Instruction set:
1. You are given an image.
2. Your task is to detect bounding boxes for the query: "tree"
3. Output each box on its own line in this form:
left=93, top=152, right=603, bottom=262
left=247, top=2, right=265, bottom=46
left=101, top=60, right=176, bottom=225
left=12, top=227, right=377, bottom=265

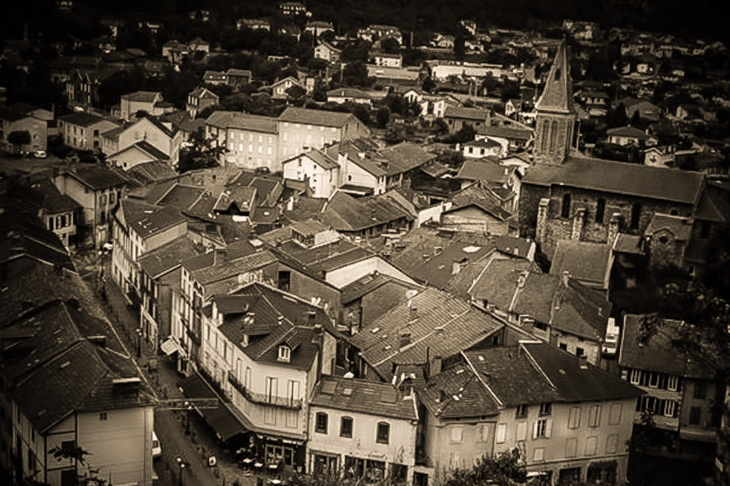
left=380, top=37, right=401, bottom=54
left=422, top=75, right=436, bottom=93
left=177, top=127, right=226, bottom=173
left=443, top=449, right=539, bottom=486
left=287, top=85, right=308, bottom=107
left=375, top=106, right=391, bottom=128
left=7, top=130, right=31, bottom=153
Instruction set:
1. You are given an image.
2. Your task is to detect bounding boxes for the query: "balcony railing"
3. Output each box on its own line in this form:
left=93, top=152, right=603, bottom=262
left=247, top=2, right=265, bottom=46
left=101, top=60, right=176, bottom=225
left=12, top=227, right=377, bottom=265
left=227, top=371, right=302, bottom=410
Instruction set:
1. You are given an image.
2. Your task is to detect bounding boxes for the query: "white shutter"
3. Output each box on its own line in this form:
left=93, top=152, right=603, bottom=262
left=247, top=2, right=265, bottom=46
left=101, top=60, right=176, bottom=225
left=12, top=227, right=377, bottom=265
left=532, top=421, right=539, bottom=439
left=496, top=423, right=507, bottom=444
left=517, top=421, right=527, bottom=441
left=545, top=419, right=553, bottom=438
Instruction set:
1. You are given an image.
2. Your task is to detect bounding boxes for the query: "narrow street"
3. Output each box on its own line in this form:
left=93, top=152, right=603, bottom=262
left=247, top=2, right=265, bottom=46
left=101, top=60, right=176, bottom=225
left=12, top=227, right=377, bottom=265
left=75, top=251, right=265, bottom=486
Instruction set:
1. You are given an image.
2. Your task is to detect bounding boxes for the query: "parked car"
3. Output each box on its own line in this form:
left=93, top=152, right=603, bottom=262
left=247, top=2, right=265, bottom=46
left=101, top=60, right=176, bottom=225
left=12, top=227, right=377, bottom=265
left=152, top=431, right=162, bottom=459
left=33, top=150, right=47, bottom=159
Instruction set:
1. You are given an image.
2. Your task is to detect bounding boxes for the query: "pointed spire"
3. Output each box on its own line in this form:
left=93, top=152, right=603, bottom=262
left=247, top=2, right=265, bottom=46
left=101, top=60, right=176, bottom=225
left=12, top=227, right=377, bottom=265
left=535, top=38, right=575, bottom=115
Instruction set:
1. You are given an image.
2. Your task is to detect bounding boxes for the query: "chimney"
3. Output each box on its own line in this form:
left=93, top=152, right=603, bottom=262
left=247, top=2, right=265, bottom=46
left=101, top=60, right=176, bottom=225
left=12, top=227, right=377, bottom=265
left=312, top=324, right=325, bottom=381
left=438, top=389, right=446, bottom=403
left=562, top=270, right=570, bottom=287
left=607, top=212, right=621, bottom=246
left=307, top=310, right=317, bottom=325
left=409, top=307, right=418, bottom=322
left=399, top=332, right=412, bottom=349
left=429, top=355, right=442, bottom=377
left=451, top=258, right=466, bottom=275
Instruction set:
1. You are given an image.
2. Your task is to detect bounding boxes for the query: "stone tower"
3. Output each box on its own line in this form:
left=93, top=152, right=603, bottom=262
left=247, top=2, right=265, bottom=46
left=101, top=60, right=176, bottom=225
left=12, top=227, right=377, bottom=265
left=533, top=39, right=578, bottom=165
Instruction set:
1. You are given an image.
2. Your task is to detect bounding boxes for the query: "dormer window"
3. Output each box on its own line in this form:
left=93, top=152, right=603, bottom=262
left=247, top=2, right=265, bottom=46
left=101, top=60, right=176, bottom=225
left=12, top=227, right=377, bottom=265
left=278, top=345, right=291, bottom=363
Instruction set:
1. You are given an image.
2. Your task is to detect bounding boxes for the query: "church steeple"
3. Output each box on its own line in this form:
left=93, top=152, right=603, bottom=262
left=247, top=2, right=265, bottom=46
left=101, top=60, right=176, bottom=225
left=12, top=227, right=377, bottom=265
left=533, top=38, right=578, bottom=165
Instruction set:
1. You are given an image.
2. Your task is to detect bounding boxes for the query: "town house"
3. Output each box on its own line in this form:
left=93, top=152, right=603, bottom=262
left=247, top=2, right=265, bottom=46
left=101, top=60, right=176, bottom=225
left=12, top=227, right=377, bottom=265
left=119, top=91, right=175, bottom=121
left=281, top=147, right=341, bottom=199
left=204, top=111, right=279, bottom=172
left=102, top=115, right=182, bottom=169
left=58, top=112, right=120, bottom=152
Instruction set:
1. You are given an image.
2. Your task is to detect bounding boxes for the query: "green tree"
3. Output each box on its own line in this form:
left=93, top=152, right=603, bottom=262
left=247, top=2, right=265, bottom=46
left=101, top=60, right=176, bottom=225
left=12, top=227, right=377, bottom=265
left=7, top=130, right=31, bottom=153
left=177, top=127, right=226, bottom=173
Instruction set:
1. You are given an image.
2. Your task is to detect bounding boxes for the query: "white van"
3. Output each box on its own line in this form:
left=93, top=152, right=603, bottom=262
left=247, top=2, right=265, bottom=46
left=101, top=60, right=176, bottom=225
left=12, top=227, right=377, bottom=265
left=152, top=431, right=162, bottom=459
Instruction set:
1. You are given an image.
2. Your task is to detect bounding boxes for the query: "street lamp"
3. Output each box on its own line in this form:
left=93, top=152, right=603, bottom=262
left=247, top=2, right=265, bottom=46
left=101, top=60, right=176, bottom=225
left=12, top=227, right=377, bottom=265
left=176, top=456, right=189, bottom=486
left=136, top=328, right=142, bottom=358
left=185, top=401, right=192, bottom=435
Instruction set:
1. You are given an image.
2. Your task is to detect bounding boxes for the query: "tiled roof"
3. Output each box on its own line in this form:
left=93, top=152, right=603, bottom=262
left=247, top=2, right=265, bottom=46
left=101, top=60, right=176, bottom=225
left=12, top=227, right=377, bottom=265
left=327, top=88, right=371, bottom=99
left=123, top=90, right=160, bottom=102
left=456, top=159, right=512, bottom=184
left=285, top=148, right=339, bottom=171
left=443, top=106, right=490, bottom=121
left=549, top=240, right=612, bottom=288
left=118, top=199, right=187, bottom=239
left=58, top=112, right=118, bottom=128
left=311, top=376, right=418, bottom=421
left=213, top=185, right=257, bottom=213
left=522, top=157, right=706, bottom=205
left=406, top=239, right=495, bottom=289
left=26, top=179, right=81, bottom=214
left=321, top=191, right=413, bottom=232
left=378, top=142, right=436, bottom=175
left=138, top=236, right=205, bottom=279
left=523, top=341, right=643, bottom=402
left=619, top=314, right=714, bottom=380
left=476, top=125, right=533, bottom=141
left=205, top=111, right=278, bottom=133
left=446, top=183, right=512, bottom=221
left=606, top=125, right=651, bottom=139
left=469, top=258, right=537, bottom=305
left=278, top=107, right=357, bottom=128
left=188, top=249, right=278, bottom=286
left=350, top=287, right=503, bottom=379
left=126, top=161, right=178, bottom=185
left=0, top=209, right=74, bottom=270
left=156, top=184, right=205, bottom=210
left=114, top=140, right=169, bottom=161
left=340, top=272, right=421, bottom=305
left=613, top=233, right=644, bottom=255
left=492, top=235, right=535, bottom=259
left=65, top=166, right=128, bottom=191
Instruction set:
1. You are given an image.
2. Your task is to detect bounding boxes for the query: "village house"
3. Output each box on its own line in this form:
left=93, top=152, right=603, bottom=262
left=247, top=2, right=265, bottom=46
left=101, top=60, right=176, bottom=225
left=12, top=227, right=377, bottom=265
left=0, top=107, right=47, bottom=154
left=418, top=343, right=642, bottom=485
left=53, top=165, right=128, bottom=248
left=119, top=91, right=175, bottom=121
left=186, top=87, right=220, bottom=118
left=314, top=41, right=341, bottom=63
left=102, top=115, right=182, bottom=169
left=204, top=111, right=279, bottom=172
left=443, top=106, right=491, bottom=133
left=326, top=88, right=372, bottom=107
left=24, top=179, right=83, bottom=250
left=57, top=112, right=120, bottom=151
left=281, top=146, right=340, bottom=198
left=619, top=314, right=719, bottom=459
left=271, top=76, right=304, bottom=101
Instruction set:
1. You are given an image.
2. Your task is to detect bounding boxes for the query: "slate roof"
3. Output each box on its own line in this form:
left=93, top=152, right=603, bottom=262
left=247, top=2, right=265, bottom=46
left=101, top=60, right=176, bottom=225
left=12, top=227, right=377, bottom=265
left=0, top=207, right=74, bottom=270
left=188, top=249, right=278, bottom=286
left=123, top=90, right=160, bottom=102
left=126, top=161, right=178, bottom=186
left=340, top=272, right=422, bottom=305
left=522, top=157, right=706, bottom=205
left=327, top=88, right=372, bottom=99
left=378, top=142, right=436, bottom=175
left=112, top=140, right=170, bottom=161
left=534, top=39, right=576, bottom=115
left=607, top=125, right=652, bottom=140
left=278, top=107, right=358, bottom=128
left=619, top=314, right=714, bottom=380
left=321, top=191, right=413, bottom=232
left=213, top=186, right=257, bottom=213
left=446, top=183, right=512, bottom=221
left=64, top=166, right=129, bottom=191
left=311, top=376, right=418, bottom=421
left=26, top=179, right=81, bottom=214
left=613, top=234, right=645, bottom=255
left=407, top=240, right=495, bottom=289
left=549, top=240, right=613, bottom=288
left=156, top=184, right=205, bottom=211
left=350, top=287, right=503, bottom=379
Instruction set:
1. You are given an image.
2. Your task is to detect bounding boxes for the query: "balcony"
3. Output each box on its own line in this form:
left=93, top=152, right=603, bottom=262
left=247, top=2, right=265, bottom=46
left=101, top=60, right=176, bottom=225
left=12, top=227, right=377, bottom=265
left=227, top=371, right=302, bottom=410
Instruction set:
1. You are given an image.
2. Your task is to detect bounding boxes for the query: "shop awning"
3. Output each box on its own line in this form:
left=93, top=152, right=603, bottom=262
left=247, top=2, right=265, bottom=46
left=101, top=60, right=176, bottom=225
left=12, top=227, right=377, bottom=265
left=179, top=373, right=247, bottom=442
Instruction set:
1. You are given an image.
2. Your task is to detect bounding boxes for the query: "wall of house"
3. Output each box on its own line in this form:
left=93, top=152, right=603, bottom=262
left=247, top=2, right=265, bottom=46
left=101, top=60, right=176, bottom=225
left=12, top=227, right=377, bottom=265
left=121, top=97, right=159, bottom=121
left=325, top=257, right=416, bottom=289
left=282, top=155, right=339, bottom=198
left=425, top=415, right=496, bottom=480
left=441, top=207, right=510, bottom=236
left=550, top=329, right=601, bottom=367
left=45, top=210, right=78, bottom=249
left=44, top=414, right=76, bottom=486
left=279, top=123, right=340, bottom=165
left=77, top=406, right=154, bottom=486
left=10, top=404, right=46, bottom=485
left=224, top=128, right=279, bottom=171
left=2, top=117, right=47, bottom=153
left=307, top=405, right=418, bottom=477
left=339, top=154, right=382, bottom=194
left=116, top=118, right=169, bottom=157
left=274, top=263, right=342, bottom=318
left=646, top=228, right=687, bottom=269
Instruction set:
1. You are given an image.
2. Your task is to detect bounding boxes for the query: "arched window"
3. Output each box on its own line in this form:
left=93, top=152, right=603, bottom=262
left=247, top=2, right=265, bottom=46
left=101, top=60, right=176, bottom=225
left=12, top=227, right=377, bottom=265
left=630, top=203, right=642, bottom=230
left=595, top=198, right=606, bottom=223
left=561, top=193, right=572, bottom=219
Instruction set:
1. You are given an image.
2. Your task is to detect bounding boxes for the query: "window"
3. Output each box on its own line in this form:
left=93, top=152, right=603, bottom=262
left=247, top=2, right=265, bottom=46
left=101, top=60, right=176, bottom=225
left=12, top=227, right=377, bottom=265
left=565, top=438, right=577, bottom=457
left=496, top=423, right=507, bottom=443
left=266, top=376, right=278, bottom=403
left=568, top=406, right=581, bottom=429
left=109, top=192, right=115, bottom=205
left=585, top=436, right=597, bottom=456
left=516, top=421, right=527, bottom=441
left=609, top=403, right=622, bottom=425
left=595, top=198, right=605, bottom=223
left=533, top=447, right=545, bottom=462
left=315, top=412, right=328, bottom=434
left=376, top=422, right=390, bottom=444
left=516, top=404, right=528, bottom=418
left=100, top=194, right=106, bottom=205
left=649, top=372, right=660, bottom=388
left=664, top=401, right=677, bottom=418
left=278, top=345, right=291, bottom=362
left=99, top=412, right=108, bottom=421
left=693, top=382, right=707, bottom=399
left=606, top=434, right=619, bottom=454
left=287, top=380, right=300, bottom=406
left=533, top=419, right=551, bottom=439
left=667, top=376, right=679, bottom=391
left=588, top=404, right=601, bottom=427
left=689, top=407, right=702, bottom=425
left=340, top=416, right=353, bottom=438
left=561, top=193, right=571, bottom=218
left=539, top=403, right=552, bottom=416
left=629, top=369, right=641, bottom=385
left=450, top=427, right=463, bottom=443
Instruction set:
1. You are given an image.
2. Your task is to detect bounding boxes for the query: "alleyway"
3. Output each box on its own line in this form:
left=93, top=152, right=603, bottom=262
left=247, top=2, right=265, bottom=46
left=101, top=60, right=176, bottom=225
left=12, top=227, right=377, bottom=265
left=75, top=251, right=274, bottom=486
